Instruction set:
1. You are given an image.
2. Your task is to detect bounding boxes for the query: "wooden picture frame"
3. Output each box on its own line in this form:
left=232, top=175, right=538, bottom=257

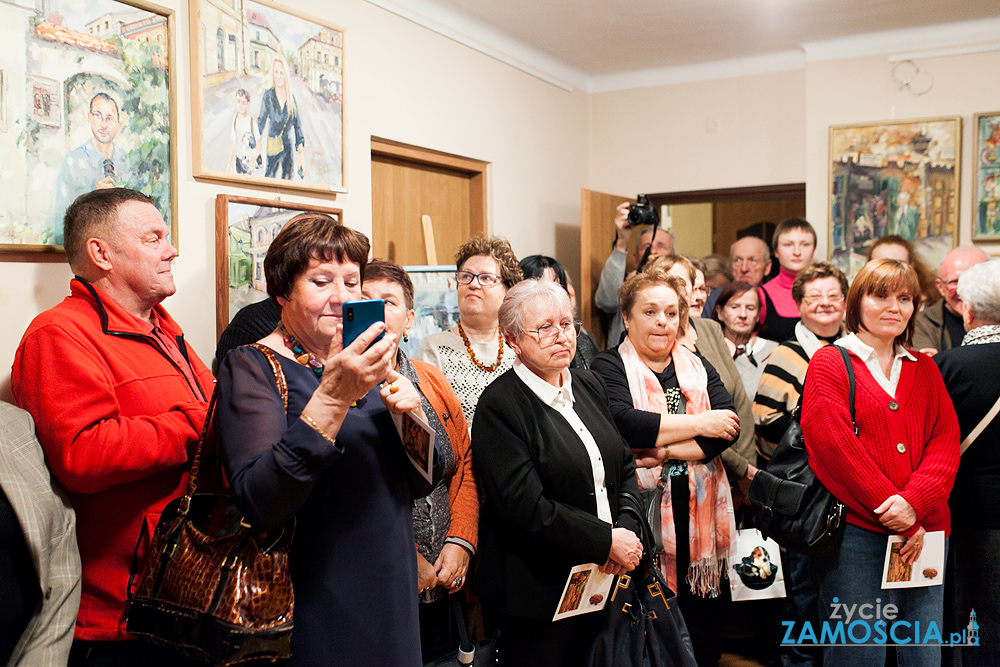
left=0, top=0, right=177, bottom=252
left=972, top=111, right=1000, bottom=241
left=191, top=0, right=346, bottom=196
left=399, top=265, right=460, bottom=358
left=828, top=116, right=961, bottom=278
left=216, top=194, right=342, bottom=338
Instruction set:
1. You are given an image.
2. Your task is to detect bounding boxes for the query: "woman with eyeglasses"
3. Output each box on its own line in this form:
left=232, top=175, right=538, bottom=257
left=751, top=262, right=847, bottom=667
left=592, top=269, right=739, bottom=667
left=415, top=237, right=522, bottom=428
left=472, top=279, right=643, bottom=665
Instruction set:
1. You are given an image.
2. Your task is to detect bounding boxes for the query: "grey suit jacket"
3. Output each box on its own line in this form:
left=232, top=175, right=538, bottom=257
left=690, top=318, right=755, bottom=479
left=0, top=403, right=80, bottom=667
left=912, top=299, right=953, bottom=352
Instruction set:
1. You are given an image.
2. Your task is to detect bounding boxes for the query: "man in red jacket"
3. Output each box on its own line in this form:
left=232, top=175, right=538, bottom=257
left=12, top=188, right=214, bottom=666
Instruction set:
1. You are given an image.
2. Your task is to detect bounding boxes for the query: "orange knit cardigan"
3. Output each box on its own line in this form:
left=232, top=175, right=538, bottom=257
left=412, top=358, right=480, bottom=551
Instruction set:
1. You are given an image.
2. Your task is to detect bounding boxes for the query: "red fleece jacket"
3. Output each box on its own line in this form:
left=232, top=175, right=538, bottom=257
left=12, top=279, right=214, bottom=641
left=800, top=344, right=959, bottom=538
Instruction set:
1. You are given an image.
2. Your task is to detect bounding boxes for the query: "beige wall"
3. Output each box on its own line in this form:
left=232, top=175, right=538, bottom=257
left=669, top=203, right=715, bottom=258
left=0, top=0, right=590, bottom=397
left=587, top=69, right=808, bottom=195
left=804, top=48, right=1000, bottom=260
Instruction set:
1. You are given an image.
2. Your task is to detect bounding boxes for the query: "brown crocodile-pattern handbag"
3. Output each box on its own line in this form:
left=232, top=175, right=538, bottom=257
left=126, top=344, right=294, bottom=665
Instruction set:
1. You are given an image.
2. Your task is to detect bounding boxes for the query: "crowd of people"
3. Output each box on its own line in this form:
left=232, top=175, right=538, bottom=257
left=2, top=187, right=998, bottom=667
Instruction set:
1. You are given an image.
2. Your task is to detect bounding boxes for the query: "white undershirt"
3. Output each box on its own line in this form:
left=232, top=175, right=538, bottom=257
left=513, top=360, right=612, bottom=523
left=835, top=333, right=916, bottom=398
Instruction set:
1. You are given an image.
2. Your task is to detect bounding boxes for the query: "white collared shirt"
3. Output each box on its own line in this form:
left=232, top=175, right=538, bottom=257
left=513, top=360, right=612, bottom=523
left=835, top=333, right=916, bottom=398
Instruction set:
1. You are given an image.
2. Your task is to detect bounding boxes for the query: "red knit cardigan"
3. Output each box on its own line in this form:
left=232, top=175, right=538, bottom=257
left=800, top=345, right=959, bottom=538
left=412, top=359, right=479, bottom=550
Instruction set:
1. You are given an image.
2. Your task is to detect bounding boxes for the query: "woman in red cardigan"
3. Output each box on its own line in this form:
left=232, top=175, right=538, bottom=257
left=801, top=259, right=959, bottom=667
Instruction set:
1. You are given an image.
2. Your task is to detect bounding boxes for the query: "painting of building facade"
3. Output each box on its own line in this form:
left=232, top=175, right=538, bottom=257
left=216, top=194, right=341, bottom=337
left=828, top=117, right=961, bottom=278
left=193, top=0, right=344, bottom=194
left=0, top=0, right=174, bottom=249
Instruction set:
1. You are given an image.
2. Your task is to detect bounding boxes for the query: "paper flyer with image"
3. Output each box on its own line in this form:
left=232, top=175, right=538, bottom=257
left=552, top=563, right=614, bottom=622
left=881, top=530, right=945, bottom=589
left=391, top=409, right=435, bottom=484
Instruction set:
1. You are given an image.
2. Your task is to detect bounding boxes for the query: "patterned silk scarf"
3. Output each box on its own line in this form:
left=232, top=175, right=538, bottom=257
left=618, top=336, right=733, bottom=597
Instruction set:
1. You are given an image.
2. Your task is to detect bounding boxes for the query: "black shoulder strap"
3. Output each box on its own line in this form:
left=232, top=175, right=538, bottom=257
left=834, top=345, right=858, bottom=436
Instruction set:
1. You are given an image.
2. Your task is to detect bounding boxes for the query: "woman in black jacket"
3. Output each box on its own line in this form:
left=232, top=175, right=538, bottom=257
left=472, top=279, right=642, bottom=667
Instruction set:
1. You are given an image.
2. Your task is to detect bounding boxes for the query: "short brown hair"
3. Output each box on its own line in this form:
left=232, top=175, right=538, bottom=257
left=712, top=281, right=760, bottom=331
left=844, top=258, right=921, bottom=348
left=264, top=214, right=368, bottom=312
left=63, top=188, right=153, bottom=269
left=619, top=269, right=689, bottom=337
left=364, top=259, right=414, bottom=310
left=772, top=218, right=817, bottom=251
left=791, top=262, right=849, bottom=306
left=454, top=236, right=522, bottom=288
left=643, top=254, right=697, bottom=287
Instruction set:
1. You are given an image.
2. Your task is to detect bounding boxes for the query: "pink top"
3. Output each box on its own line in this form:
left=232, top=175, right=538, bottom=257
left=761, top=268, right=799, bottom=320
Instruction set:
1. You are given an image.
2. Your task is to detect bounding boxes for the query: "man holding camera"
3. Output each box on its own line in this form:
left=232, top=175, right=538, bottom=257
left=594, top=200, right=674, bottom=348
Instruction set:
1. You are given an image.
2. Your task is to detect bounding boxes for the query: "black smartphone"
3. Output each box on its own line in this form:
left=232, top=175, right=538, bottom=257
left=342, top=299, right=385, bottom=349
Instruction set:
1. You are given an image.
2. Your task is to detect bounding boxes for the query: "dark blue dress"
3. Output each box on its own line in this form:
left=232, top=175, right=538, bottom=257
left=216, top=346, right=442, bottom=666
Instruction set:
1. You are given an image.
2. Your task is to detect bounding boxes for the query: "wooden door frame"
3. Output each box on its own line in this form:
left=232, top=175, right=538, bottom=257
left=647, top=183, right=805, bottom=206
left=370, top=137, right=488, bottom=246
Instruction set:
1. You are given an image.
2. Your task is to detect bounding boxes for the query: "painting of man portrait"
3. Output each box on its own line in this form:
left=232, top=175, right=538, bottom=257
left=192, top=0, right=345, bottom=195
left=0, top=0, right=174, bottom=249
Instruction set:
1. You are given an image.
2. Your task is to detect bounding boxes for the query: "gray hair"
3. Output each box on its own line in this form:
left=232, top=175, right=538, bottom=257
left=957, top=258, right=1000, bottom=324
left=498, top=279, right=571, bottom=340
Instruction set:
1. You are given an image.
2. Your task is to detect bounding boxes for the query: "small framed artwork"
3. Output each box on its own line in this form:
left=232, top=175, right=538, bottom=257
left=216, top=194, right=342, bottom=338
left=400, top=265, right=460, bottom=358
left=972, top=111, right=1000, bottom=241
left=0, top=0, right=177, bottom=252
left=190, top=0, right=346, bottom=195
left=828, top=117, right=961, bottom=278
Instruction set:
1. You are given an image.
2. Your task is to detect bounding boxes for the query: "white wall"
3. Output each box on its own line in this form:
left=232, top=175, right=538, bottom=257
left=0, top=0, right=590, bottom=398
left=803, top=49, right=1000, bottom=260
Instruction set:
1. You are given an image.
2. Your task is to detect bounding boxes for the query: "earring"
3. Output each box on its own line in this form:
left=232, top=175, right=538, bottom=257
left=403, top=333, right=409, bottom=343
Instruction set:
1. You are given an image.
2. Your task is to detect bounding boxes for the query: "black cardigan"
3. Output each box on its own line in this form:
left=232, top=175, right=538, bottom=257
left=471, top=368, right=641, bottom=619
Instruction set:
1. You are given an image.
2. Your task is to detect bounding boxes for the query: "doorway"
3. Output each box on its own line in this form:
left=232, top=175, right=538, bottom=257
left=371, top=137, right=488, bottom=265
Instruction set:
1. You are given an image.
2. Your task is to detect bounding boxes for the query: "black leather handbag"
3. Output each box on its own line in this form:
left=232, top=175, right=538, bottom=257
left=748, top=346, right=855, bottom=557
left=584, top=493, right=698, bottom=667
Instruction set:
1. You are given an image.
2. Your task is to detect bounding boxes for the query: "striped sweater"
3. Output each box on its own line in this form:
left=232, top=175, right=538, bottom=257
left=752, top=340, right=813, bottom=459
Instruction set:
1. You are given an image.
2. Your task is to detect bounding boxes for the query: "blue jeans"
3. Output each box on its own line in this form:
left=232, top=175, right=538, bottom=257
left=781, top=548, right=820, bottom=667
left=815, top=523, right=946, bottom=667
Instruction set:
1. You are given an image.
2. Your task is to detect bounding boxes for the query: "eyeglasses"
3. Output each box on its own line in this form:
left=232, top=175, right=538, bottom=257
left=937, top=278, right=960, bottom=290
left=456, top=271, right=502, bottom=287
left=802, top=293, right=845, bottom=305
left=732, top=257, right=764, bottom=267
left=526, top=321, right=582, bottom=347
left=90, top=111, right=119, bottom=125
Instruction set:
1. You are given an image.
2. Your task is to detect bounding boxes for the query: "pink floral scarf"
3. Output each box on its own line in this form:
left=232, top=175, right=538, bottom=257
left=619, top=336, right=734, bottom=597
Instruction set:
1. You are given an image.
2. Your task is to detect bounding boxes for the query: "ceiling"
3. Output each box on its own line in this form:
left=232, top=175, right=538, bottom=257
left=372, top=0, right=1000, bottom=88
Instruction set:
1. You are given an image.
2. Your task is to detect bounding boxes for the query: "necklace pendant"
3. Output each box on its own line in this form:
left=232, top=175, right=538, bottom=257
left=296, top=352, right=313, bottom=366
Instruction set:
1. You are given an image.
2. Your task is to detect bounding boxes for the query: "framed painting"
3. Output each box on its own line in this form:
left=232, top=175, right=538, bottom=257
left=399, top=265, right=460, bottom=358
left=0, top=0, right=176, bottom=252
left=191, top=0, right=345, bottom=195
left=216, top=194, right=342, bottom=338
left=828, top=117, right=961, bottom=278
left=972, top=111, right=1000, bottom=241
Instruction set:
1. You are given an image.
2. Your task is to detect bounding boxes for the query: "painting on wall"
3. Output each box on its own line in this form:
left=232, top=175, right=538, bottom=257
left=216, top=194, right=342, bottom=338
left=191, top=0, right=345, bottom=195
left=0, top=0, right=175, bottom=251
left=399, top=266, right=460, bottom=358
left=973, top=111, right=1000, bottom=241
left=828, top=117, right=961, bottom=278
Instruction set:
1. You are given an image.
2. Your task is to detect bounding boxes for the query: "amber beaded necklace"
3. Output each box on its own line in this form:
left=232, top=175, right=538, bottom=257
left=280, top=323, right=324, bottom=377
left=457, top=322, right=504, bottom=372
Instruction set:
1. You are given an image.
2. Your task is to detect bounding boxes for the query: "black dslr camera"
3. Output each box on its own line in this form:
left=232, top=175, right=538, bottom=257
left=627, top=194, right=659, bottom=227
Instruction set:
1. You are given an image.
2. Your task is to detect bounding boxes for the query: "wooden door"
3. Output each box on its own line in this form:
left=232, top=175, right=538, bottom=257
left=371, top=138, right=487, bottom=265
left=580, top=189, right=635, bottom=349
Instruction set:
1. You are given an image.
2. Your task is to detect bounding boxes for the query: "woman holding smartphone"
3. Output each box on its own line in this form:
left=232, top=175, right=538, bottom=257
left=215, top=214, right=445, bottom=666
